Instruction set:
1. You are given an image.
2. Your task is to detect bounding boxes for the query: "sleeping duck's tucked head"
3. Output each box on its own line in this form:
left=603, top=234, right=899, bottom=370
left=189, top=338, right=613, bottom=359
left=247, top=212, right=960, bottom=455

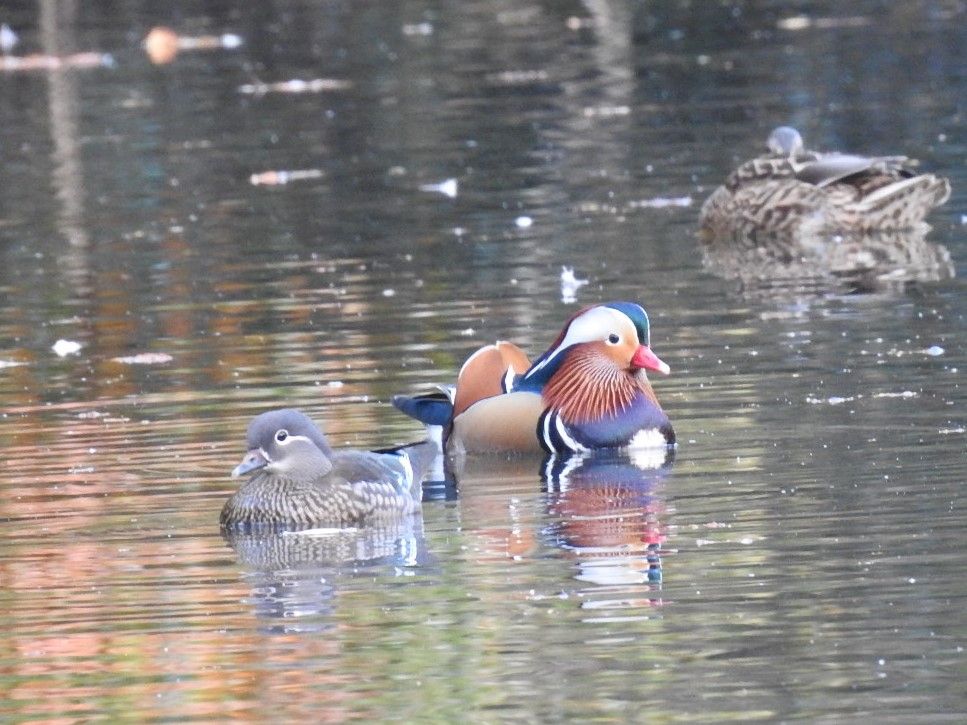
left=767, top=126, right=804, bottom=157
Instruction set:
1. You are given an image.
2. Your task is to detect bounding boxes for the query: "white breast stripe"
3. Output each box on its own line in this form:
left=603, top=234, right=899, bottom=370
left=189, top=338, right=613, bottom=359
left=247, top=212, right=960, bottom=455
left=541, top=412, right=555, bottom=451
left=554, top=416, right=588, bottom=453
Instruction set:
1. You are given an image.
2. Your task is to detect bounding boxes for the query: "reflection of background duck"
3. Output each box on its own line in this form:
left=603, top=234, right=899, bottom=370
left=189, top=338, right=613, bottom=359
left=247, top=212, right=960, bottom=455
left=699, top=127, right=954, bottom=295
left=702, top=227, right=954, bottom=297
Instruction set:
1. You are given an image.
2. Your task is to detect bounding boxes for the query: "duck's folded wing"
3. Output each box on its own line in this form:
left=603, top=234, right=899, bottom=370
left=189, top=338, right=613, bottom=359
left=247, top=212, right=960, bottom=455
left=796, top=154, right=911, bottom=187
left=330, top=448, right=429, bottom=496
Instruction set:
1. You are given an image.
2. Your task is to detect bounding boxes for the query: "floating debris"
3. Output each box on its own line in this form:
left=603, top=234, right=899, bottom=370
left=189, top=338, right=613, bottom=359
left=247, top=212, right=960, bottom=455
left=872, top=391, right=918, bottom=399
left=565, top=16, right=594, bottom=30
left=402, top=22, right=434, bottom=36
left=485, top=69, right=549, bottom=85
left=0, top=23, right=18, bottom=54
left=419, top=178, right=458, bottom=199
left=629, top=195, right=693, bottom=209
left=0, top=360, right=25, bottom=369
left=923, top=345, right=945, bottom=356
left=143, top=26, right=242, bottom=65
left=238, top=78, right=352, bottom=95
left=515, top=216, right=533, bottom=229
left=111, top=352, right=174, bottom=365
left=77, top=411, right=106, bottom=419
left=582, top=105, right=630, bottom=118
left=0, top=52, right=113, bottom=72
left=777, top=15, right=871, bottom=30
left=250, top=168, right=325, bottom=186
left=560, top=266, right=589, bottom=303
left=806, top=395, right=857, bottom=405
left=52, top=339, right=82, bottom=357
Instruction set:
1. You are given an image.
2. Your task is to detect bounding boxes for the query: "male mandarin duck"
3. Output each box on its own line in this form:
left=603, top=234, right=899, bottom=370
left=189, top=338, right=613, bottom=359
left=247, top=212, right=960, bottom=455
left=700, top=126, right=951, bottom=239
left=220, top=409, right=437, bottom=529
left=393, top=302, right=675, bottom=455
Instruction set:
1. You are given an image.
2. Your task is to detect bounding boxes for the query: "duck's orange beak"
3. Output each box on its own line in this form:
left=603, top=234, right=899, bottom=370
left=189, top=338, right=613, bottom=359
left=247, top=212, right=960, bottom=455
left=631, top=345, right=670, bottom=375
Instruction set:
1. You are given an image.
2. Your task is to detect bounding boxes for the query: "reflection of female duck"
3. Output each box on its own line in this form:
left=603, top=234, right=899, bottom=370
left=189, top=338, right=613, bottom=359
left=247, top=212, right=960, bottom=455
left=224, top=519, right=426, bottom=571
left=700, top=127, right=950, bottom=239
left=223, top=515, right=427, bottom=633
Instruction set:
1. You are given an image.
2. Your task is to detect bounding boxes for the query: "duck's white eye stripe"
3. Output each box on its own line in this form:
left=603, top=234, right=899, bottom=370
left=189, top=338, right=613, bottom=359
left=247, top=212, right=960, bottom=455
left=276, top=434, right=313, bottom=447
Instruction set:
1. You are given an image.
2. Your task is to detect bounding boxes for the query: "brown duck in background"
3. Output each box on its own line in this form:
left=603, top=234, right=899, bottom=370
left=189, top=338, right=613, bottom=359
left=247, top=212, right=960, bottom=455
left=700, top=126, right=951, bottom=239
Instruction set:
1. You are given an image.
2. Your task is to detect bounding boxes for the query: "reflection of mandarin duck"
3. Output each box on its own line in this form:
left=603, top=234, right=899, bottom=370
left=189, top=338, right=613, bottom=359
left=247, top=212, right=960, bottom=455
left=700, top=126, right=951, bottom=239
left=545, top=453, right=671, bottom=587
left=220, top=409, right=436, bottom=529
left=393, top=302, right=674, bottom=455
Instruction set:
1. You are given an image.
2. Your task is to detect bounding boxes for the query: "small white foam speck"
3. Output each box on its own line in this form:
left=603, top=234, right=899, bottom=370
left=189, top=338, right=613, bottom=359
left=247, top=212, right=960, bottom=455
left=873, top=391, right=917, bottom=399
left=52, top=339, right=82, bottom=357
left=560, top=265, right=589, bottom=303
left=112, top=352, right=173, bottom=365
left=419, top=178, right=458, bottom=198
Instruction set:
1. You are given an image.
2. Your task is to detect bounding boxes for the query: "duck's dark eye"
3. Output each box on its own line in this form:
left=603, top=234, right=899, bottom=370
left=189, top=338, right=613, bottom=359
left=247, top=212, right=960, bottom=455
left=275, top=429, right=288, bottom=442
left=607, top=333, right=620, bottom=344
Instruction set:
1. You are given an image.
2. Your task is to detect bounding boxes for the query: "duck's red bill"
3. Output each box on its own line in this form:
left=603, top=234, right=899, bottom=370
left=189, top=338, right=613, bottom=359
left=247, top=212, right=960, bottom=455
left=632, top=345, right=670, bottom=375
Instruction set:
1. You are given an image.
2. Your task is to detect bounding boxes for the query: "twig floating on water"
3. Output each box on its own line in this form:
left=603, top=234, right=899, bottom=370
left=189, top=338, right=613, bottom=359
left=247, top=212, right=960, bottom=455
left=144, top=26, right=242, bottom=65
left=238, top=78, right=353, bottom=95
left=250, top=169, right=325, bottom=186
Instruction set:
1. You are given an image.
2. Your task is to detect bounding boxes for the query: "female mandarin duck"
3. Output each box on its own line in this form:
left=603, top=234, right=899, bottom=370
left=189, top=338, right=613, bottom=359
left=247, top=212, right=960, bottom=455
left=221, top=409, right=437, bottom=529
left=393, top=302, right=674, bottom=455
left=700, top=126, right=951, bottom=239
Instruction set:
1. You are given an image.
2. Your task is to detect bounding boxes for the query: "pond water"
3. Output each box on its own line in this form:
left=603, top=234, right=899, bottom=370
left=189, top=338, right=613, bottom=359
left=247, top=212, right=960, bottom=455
left=1, top=0, right=965, bottom=721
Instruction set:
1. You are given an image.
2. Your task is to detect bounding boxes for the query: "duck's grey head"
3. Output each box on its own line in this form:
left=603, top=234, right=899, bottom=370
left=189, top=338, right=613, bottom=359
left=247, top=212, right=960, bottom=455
left=767, top=126, right=804, bottom=156
left=232, top=409, right=334, bottom=480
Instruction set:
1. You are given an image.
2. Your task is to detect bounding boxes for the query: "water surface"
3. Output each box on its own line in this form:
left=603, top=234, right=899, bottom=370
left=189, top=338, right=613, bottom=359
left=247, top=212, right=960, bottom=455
left=1, top=0, right=965, bottom=721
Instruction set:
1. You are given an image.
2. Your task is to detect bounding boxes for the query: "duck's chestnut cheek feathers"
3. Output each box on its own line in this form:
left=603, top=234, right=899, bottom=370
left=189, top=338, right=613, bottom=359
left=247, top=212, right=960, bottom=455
left=631, top=345, right=670, bottom=375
